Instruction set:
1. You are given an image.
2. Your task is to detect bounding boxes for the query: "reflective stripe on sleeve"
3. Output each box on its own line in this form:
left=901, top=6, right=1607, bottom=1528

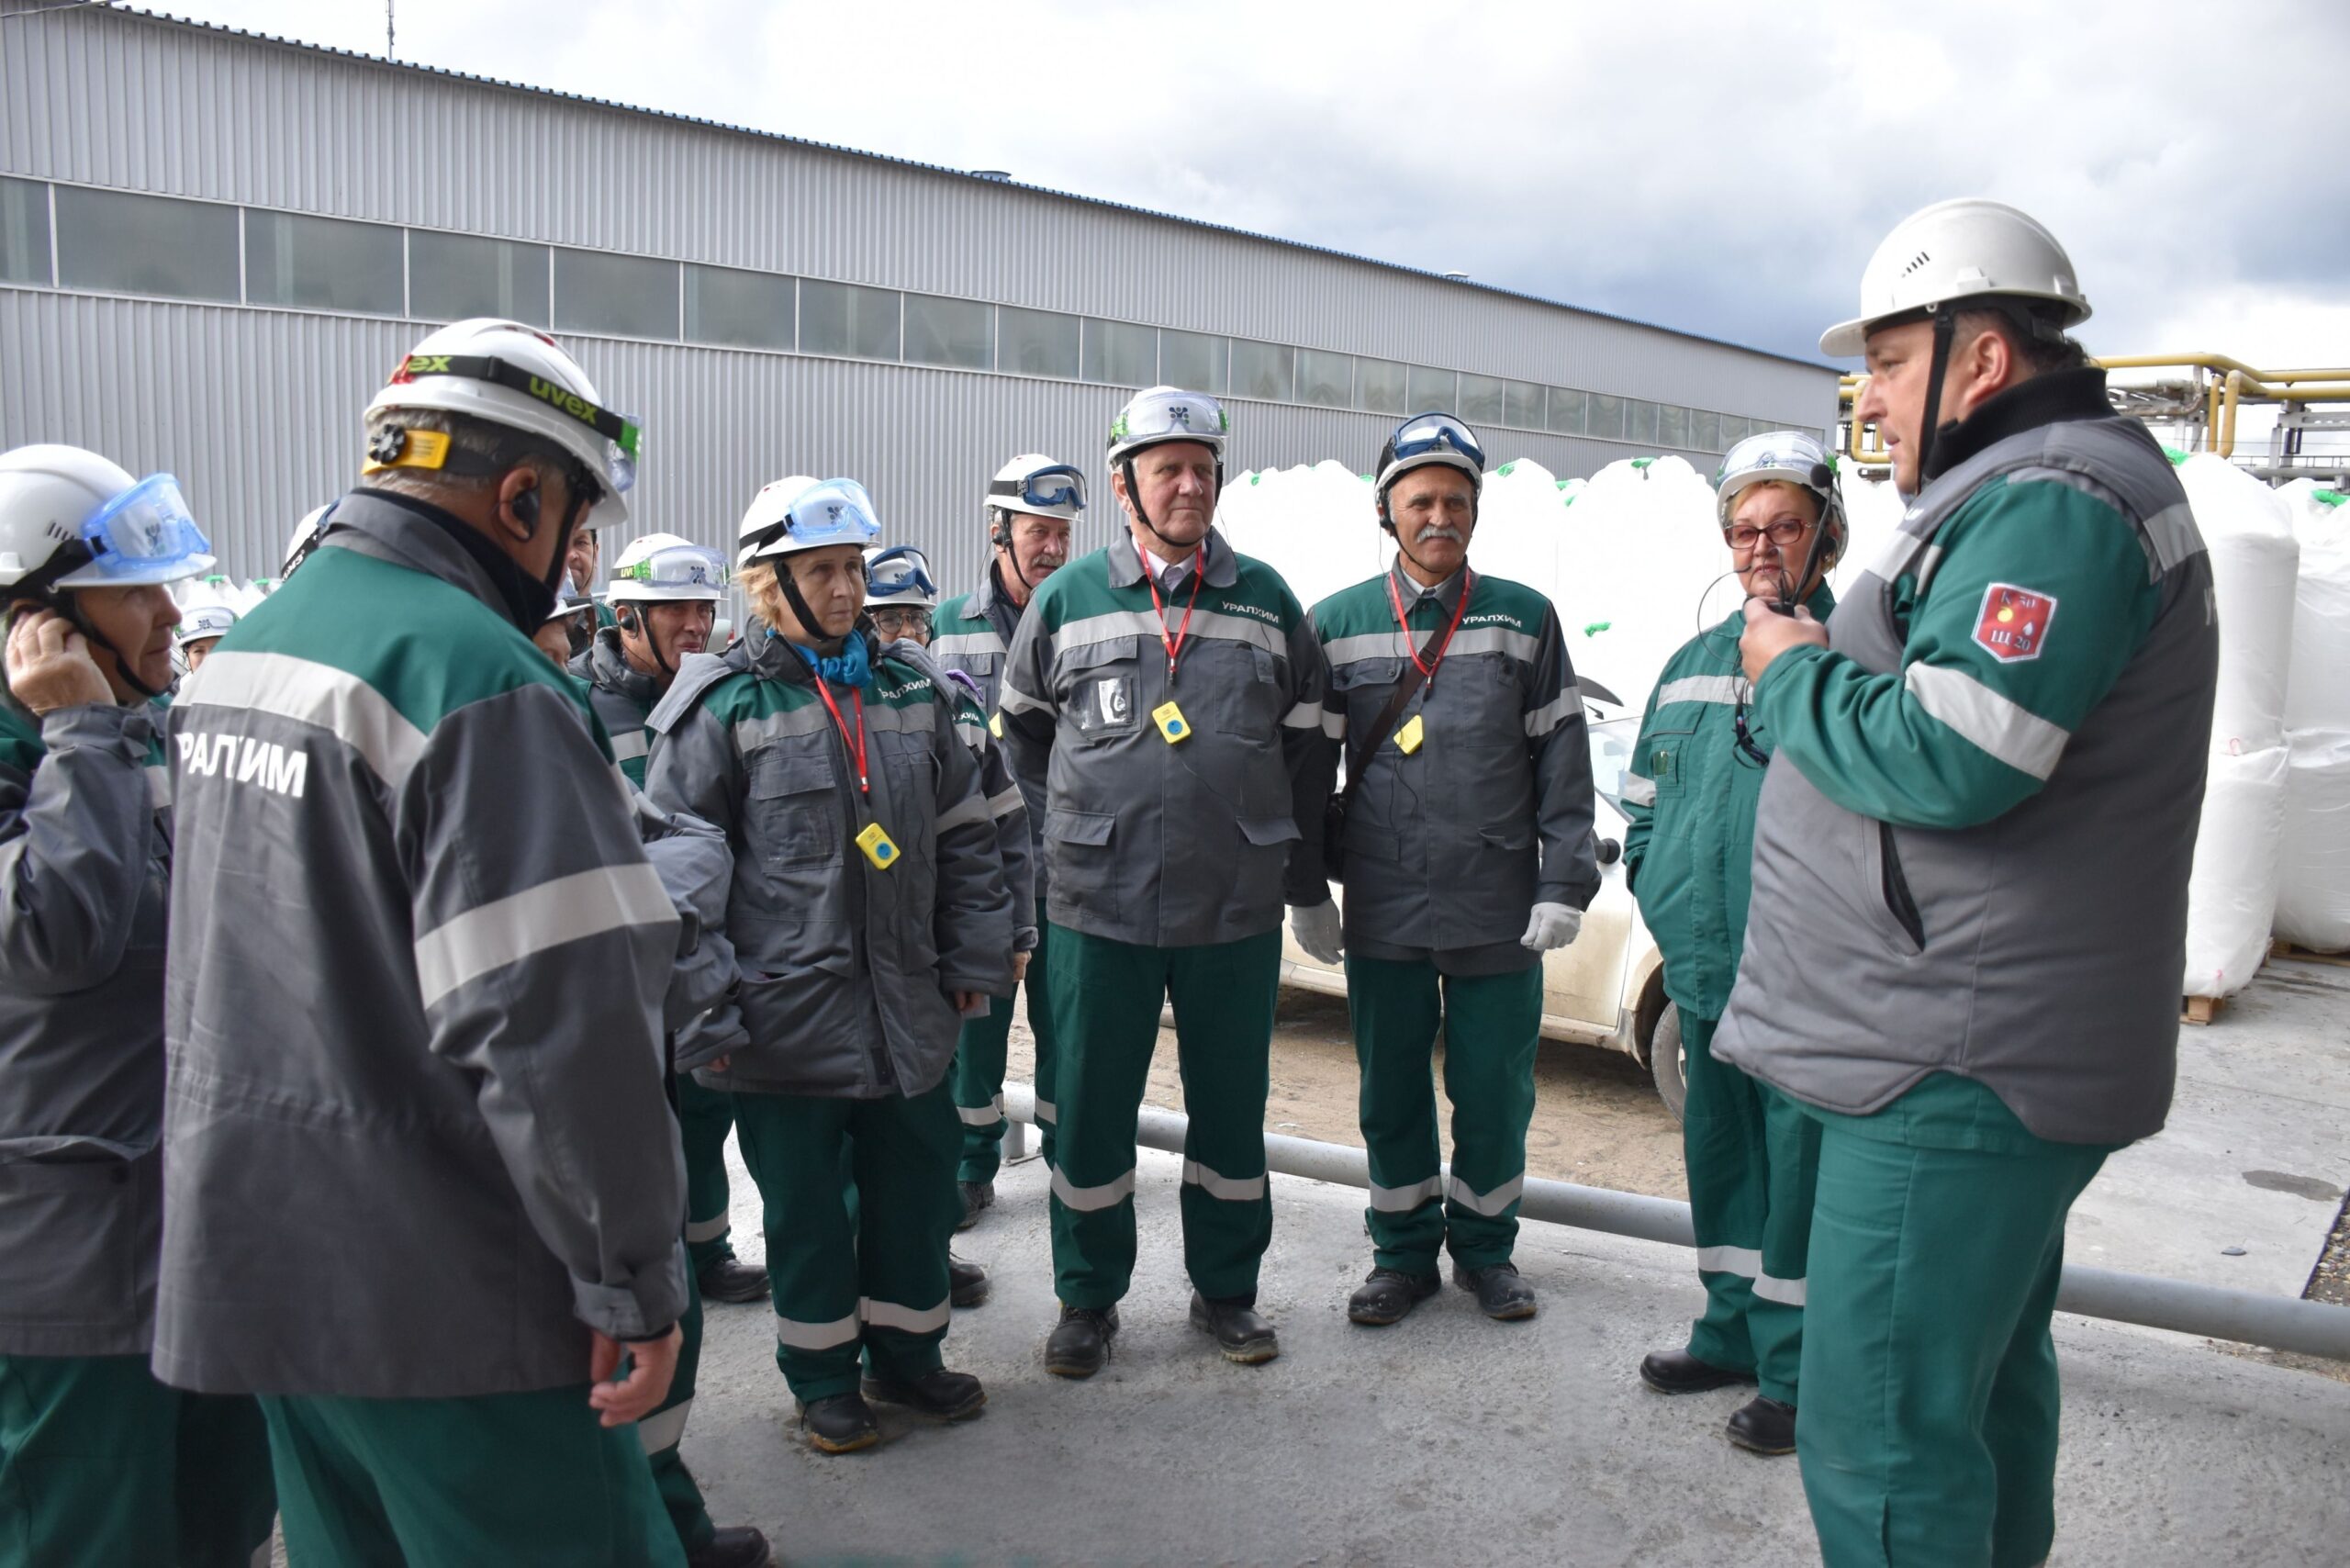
left=1655, top=674, right=1744, bottom=707
left=935, top=792, right=990, bottom=833
left=146, top=764, right=171, bottom=809
left=1181, top=1159, right=1267, bottom=1202
left=1620, top=774, right=1658, bottom=806
left=1282, top=700, right=1326, bottom=731
left=932, top=632, right=1008, bottom=661
left=1445, top=1172, right=1525, bottom=1217
left=861, top=1294, right=952, bottom=1336
left=609, top=729, right=651, bottom=764
left=1902, top=663, right=2070, bottom=780
left=636, top=1398, right=692, bottom=1455
left=997, top=681, right=1049, bottom=717
left=1523, top=689, right=1576, bottom=737
left=1050, top=1166, right=1136, bottom=1211
left=1367, top=1175, right=1445, bottom=1212
left=957, top=1095, right=1005, bottom=1126
left=412, top=862, right=675, bottom=1010
left=775, top=1310, right=861, bottom=1350
left=987, top=783, right=1025, bottom=820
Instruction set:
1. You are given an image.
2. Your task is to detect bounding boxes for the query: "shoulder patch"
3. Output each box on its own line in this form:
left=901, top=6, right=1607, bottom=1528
left=1972, top=584, right=2057, bottom=663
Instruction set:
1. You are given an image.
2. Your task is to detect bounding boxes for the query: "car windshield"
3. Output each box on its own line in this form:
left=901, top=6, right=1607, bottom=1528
left=1588, top=716, right=1639, bottom=811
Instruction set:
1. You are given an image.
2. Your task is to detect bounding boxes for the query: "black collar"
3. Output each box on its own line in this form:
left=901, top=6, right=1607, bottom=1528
left=342, top=487, right=555, bottom=633
left=1924, top=367, right=2112, bottom=483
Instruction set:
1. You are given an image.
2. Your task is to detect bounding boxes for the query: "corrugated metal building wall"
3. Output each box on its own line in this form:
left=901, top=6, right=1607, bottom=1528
left=0, top=5, right=1838, bottom=595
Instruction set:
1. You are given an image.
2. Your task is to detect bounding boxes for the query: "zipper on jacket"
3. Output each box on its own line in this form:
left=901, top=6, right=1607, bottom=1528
left=1878, top=822, right=1926, bottom=950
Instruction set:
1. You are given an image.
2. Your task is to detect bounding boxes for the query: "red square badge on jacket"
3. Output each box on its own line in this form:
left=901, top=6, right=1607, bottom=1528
left=1972, top=583, right=2057, bottom=663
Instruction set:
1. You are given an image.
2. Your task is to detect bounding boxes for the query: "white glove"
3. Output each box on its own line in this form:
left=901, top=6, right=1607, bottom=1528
left=1519, top=902, right=1583, bottom=952
left=1290, top=899, right=1345, bottom=964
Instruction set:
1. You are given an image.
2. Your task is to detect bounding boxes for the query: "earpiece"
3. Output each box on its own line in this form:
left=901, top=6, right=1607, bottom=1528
left=513, top=487, right=542, bottom=529
left=618, top=606, right=639, bottom=633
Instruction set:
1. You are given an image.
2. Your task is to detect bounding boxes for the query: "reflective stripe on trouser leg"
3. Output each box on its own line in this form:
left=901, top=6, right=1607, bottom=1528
left=1046, top=922, right=1162, bottom=1308
left=1168, top=930, right=1281, bottom=1303
left=849, top=1080, right=964, bottom=1383
left=1344, top=953, right=1449, bottom=1273
left=642, top=1226, right=716, bottom=1554
left=730, top=1090, right=869, bottom=1404
left=1796, top=1101, right=2107, bottom=1568
left=1744, top=1079, right=1822, bottom=1406
left=676, top=1071, right=738, bottom=1268
left=1025, top=908, right=1060, bottom=1170
left=1679, top=1011, right=1765, bottom=1378
left=1433, top=963, right=1541, bottom=1270
left=953, top=990, right=1015, bottom=1183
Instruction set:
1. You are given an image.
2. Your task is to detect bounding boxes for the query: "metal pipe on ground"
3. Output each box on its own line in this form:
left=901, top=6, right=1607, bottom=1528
left=999, top=1083, right=2350, bottom=1362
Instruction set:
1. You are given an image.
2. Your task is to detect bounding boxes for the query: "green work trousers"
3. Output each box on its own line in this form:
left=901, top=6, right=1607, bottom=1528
left=954, top=903, right=1059, bottom=1180
left=677, top=1072, right=741, bottom=1272
left=642, top=1233, right=712, bottom=1555
left=1796, top=1075, right=2111, bottom=1568
left=1046, top=924, right=1281, bottom=1309
left=733, top=1080, right=961, bottom=1404
left=0, top=1353, right=273, bottom=1568
left=1680, top=1011, right=1821, bottom=1405
left=258, top=1383, right=681, bottom=1568
left=1344, top=955, right=1542, bottom=1275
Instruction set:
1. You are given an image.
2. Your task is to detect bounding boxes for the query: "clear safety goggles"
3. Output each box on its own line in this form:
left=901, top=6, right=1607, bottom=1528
left=1387, top=412, right=1487, bottom=473
left=988, top=464, right=1086, bottom=514
left=865, top=545, right=936, bottom=603
left=80, top=474, right=215, bottom=578
left=780, top=479, right=883, bottom=549
left=613, top=543, right=730, bottom=592
left=1111, top=389, right=1229, bottom=452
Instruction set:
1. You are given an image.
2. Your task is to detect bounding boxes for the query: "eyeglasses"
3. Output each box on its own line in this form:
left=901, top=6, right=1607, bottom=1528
left=1724, top=519, right=1813, bottom=553
left=870, top=607, right=933, bottom=637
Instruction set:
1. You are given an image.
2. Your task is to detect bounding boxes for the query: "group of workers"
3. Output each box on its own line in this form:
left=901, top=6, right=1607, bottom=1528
left=0, top=193, right=2215, bottom=1568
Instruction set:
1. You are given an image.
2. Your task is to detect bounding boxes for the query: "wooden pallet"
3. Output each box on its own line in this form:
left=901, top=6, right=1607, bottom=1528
left=2181, top=993, right=2224, bottom=1025
left=2271, top=939, right=2350, bottom=969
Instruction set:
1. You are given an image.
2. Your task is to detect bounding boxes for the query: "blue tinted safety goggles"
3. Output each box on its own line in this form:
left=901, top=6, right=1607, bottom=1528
left=988, top=465, right=1086, bottom=513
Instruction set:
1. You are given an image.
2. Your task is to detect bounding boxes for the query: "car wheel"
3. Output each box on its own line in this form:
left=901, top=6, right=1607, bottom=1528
left=1650, top=1002, right=1688, bottom=1124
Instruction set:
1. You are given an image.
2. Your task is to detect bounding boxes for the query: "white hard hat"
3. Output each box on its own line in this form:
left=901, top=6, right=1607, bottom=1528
left=0, top=443, right=217, bottom=591
left=987, top=454, right=1086, bottom=522
left=1714, top=431, right=1847, bottom=566
left=863, top=544, right=938, bottom=610
left=363, top=319, right=639, bottom=532
left=1820, top=198, right=2091, bottom=358
left=1375, top=412, right=1488, bottom=496
left=1108, top=386, right=1229, bottom=466
left=544, top=577, right=596, bottom=625
left=737, top=475, right=817, bottom=565
left=174, top=602, right=239, bottom=649
left=608, top=532, right=728, bottom=603
left=283, top=502, right=333, bottom=577
left=738, top=478, right=881, bottom=566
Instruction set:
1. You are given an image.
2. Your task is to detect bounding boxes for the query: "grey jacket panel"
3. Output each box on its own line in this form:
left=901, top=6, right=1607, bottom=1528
left=880, top=635, right=1035, bottom=953
left=934, top=564, right=1049, bottom=896
left=632, top=790, right=742, bottom=1038
left=155, top=500, right=688, bottom=1399
left=644, top=631, right=1014, bottom=1100
left=1715, top=415, right=2217, bottom=1145
left=0, top=703, right=170, bottom=1357
left=998, top=530, right=1332, bottom=948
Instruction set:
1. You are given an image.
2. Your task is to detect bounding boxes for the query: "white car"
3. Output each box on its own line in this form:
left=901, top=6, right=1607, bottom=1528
left=1280, top=708, right=1691, bottom=1117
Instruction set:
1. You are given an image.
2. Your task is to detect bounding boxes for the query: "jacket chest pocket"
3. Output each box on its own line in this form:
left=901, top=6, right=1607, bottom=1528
left=1433, top=653, right=1526, bottom=755
left=748, top=753, right=844, bottom=871
left=1061, top=638, right=1144, bottom=738
left=0, top=1135, right=155, bottom=1331
left=1642, top=712, right=1703, bottom=799
left=1204, top=637, right=1282, bottom=735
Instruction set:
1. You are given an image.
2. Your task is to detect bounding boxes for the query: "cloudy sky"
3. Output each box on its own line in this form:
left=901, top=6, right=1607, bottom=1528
left=158, top=0, right=2350, bottom=366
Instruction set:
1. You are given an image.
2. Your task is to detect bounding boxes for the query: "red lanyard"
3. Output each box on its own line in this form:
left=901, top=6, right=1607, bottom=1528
left=809, top=678, right=868, bottom=795
left=1386, top=566, right=1475, bottom=689
left=1135, top=541, right=1206, bottom=680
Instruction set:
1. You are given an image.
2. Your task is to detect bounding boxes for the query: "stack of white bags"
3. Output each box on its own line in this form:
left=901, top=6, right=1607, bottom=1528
left=2272, top=480, right=2350, bottom=954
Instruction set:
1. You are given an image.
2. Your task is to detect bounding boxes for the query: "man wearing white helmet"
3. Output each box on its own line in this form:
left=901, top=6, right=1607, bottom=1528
left=158, top=319, right=697, bottom=1564
left=281, top=502, right=334, bottom=579
left=1620, top=431, right=1845, bottom=1458
left=1299, top=410, right=1598, bottom=1334
left=1719, top=202, right=2218, bottom=1564
left=173, top=601, right=239, bottom=674
left=645, top=477, right=1013, bottom=1456
left=931, top=454, right=1078, bottom=1218
left=997, top=389, right=1331, bottom=1376
left=0, top=444, right=277, bottom=1567
left=532, top=576, right=598, bottom=666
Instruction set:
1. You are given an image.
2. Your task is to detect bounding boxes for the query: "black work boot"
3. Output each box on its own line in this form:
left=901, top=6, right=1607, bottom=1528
left=949, top=1251, right=989, bottom=1308
left=1455, top=1261, right=1538, bottom=1321
left=1727, top=1394, right=1797, bottom=1456
left=861, top=1367, right=987, bottom=1422
left=1347, top=1267, right=1441, bottom=1326
left=1045, top=1304, right=1119, bottom=1378
left=798, top=1392, right=878, bottom=1454
left=697, top=1254, right=770, bottom=1306
left=687, top=1525, right=774, bottom=1568
left=957, top=1179, right=995, bottom=1232
left=1188, top=1292, right=1280, bottom=1364
left=1639, top=1348, right=1757, bottom=1395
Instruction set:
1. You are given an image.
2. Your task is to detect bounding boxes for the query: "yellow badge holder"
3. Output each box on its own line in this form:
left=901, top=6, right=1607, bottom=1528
left=988, top=711, right=1004, bottom=738
left=856, top=821, right=901, bottom=869
left=1153, top=700, right=1192, bottom=744
left=1394, top=713, right=1426, bottom=756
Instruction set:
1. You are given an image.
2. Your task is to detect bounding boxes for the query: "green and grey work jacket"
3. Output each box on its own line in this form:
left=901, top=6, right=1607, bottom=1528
left=998, top=528, right=1331, bottom=948
left=934, top=562, right=1047, bottom=900
left=645, top=626, right=1014, bottom=1099
left=880, top=634, right=1035, bottom=952
left=155, top=490, right=690, bottom=1398
left=1715, top=372, right=2219, bottom=1145
left=571, top=626, right=662, bottom=786
left=1304, top=562, right=1600, bottom=974
left=0, top=698, right=172, bottom=1357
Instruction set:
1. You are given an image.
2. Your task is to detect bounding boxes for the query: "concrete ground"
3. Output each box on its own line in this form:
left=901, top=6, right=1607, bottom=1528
left=683, top=1148, right=2350, bottom=1567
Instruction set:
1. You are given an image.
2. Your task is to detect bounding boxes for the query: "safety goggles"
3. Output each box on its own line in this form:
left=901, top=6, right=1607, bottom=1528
left=387, top=353, right=643, bottom=492
left=988, top=465, right=1086, bottom=514
left=781, top=479, right=883, bottom=548
left=865, top=545, right=936, bottom=602
left=613, top=543, right=730, bottom=592
left=79, top=474, right=215, bottom=579
left=1111, top=389, right=1229, bottom=450
left=1388, top=413, right=1487, bottom=473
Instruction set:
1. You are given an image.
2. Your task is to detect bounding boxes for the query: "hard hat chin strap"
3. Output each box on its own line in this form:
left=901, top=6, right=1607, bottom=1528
left=1911, top=305, right=1961, bottom=493
left=775, top=558, right=839, bottom=652
left=1120, top=453, right=1222, bottom=555
left=55, top=593, right=166, bottom=702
